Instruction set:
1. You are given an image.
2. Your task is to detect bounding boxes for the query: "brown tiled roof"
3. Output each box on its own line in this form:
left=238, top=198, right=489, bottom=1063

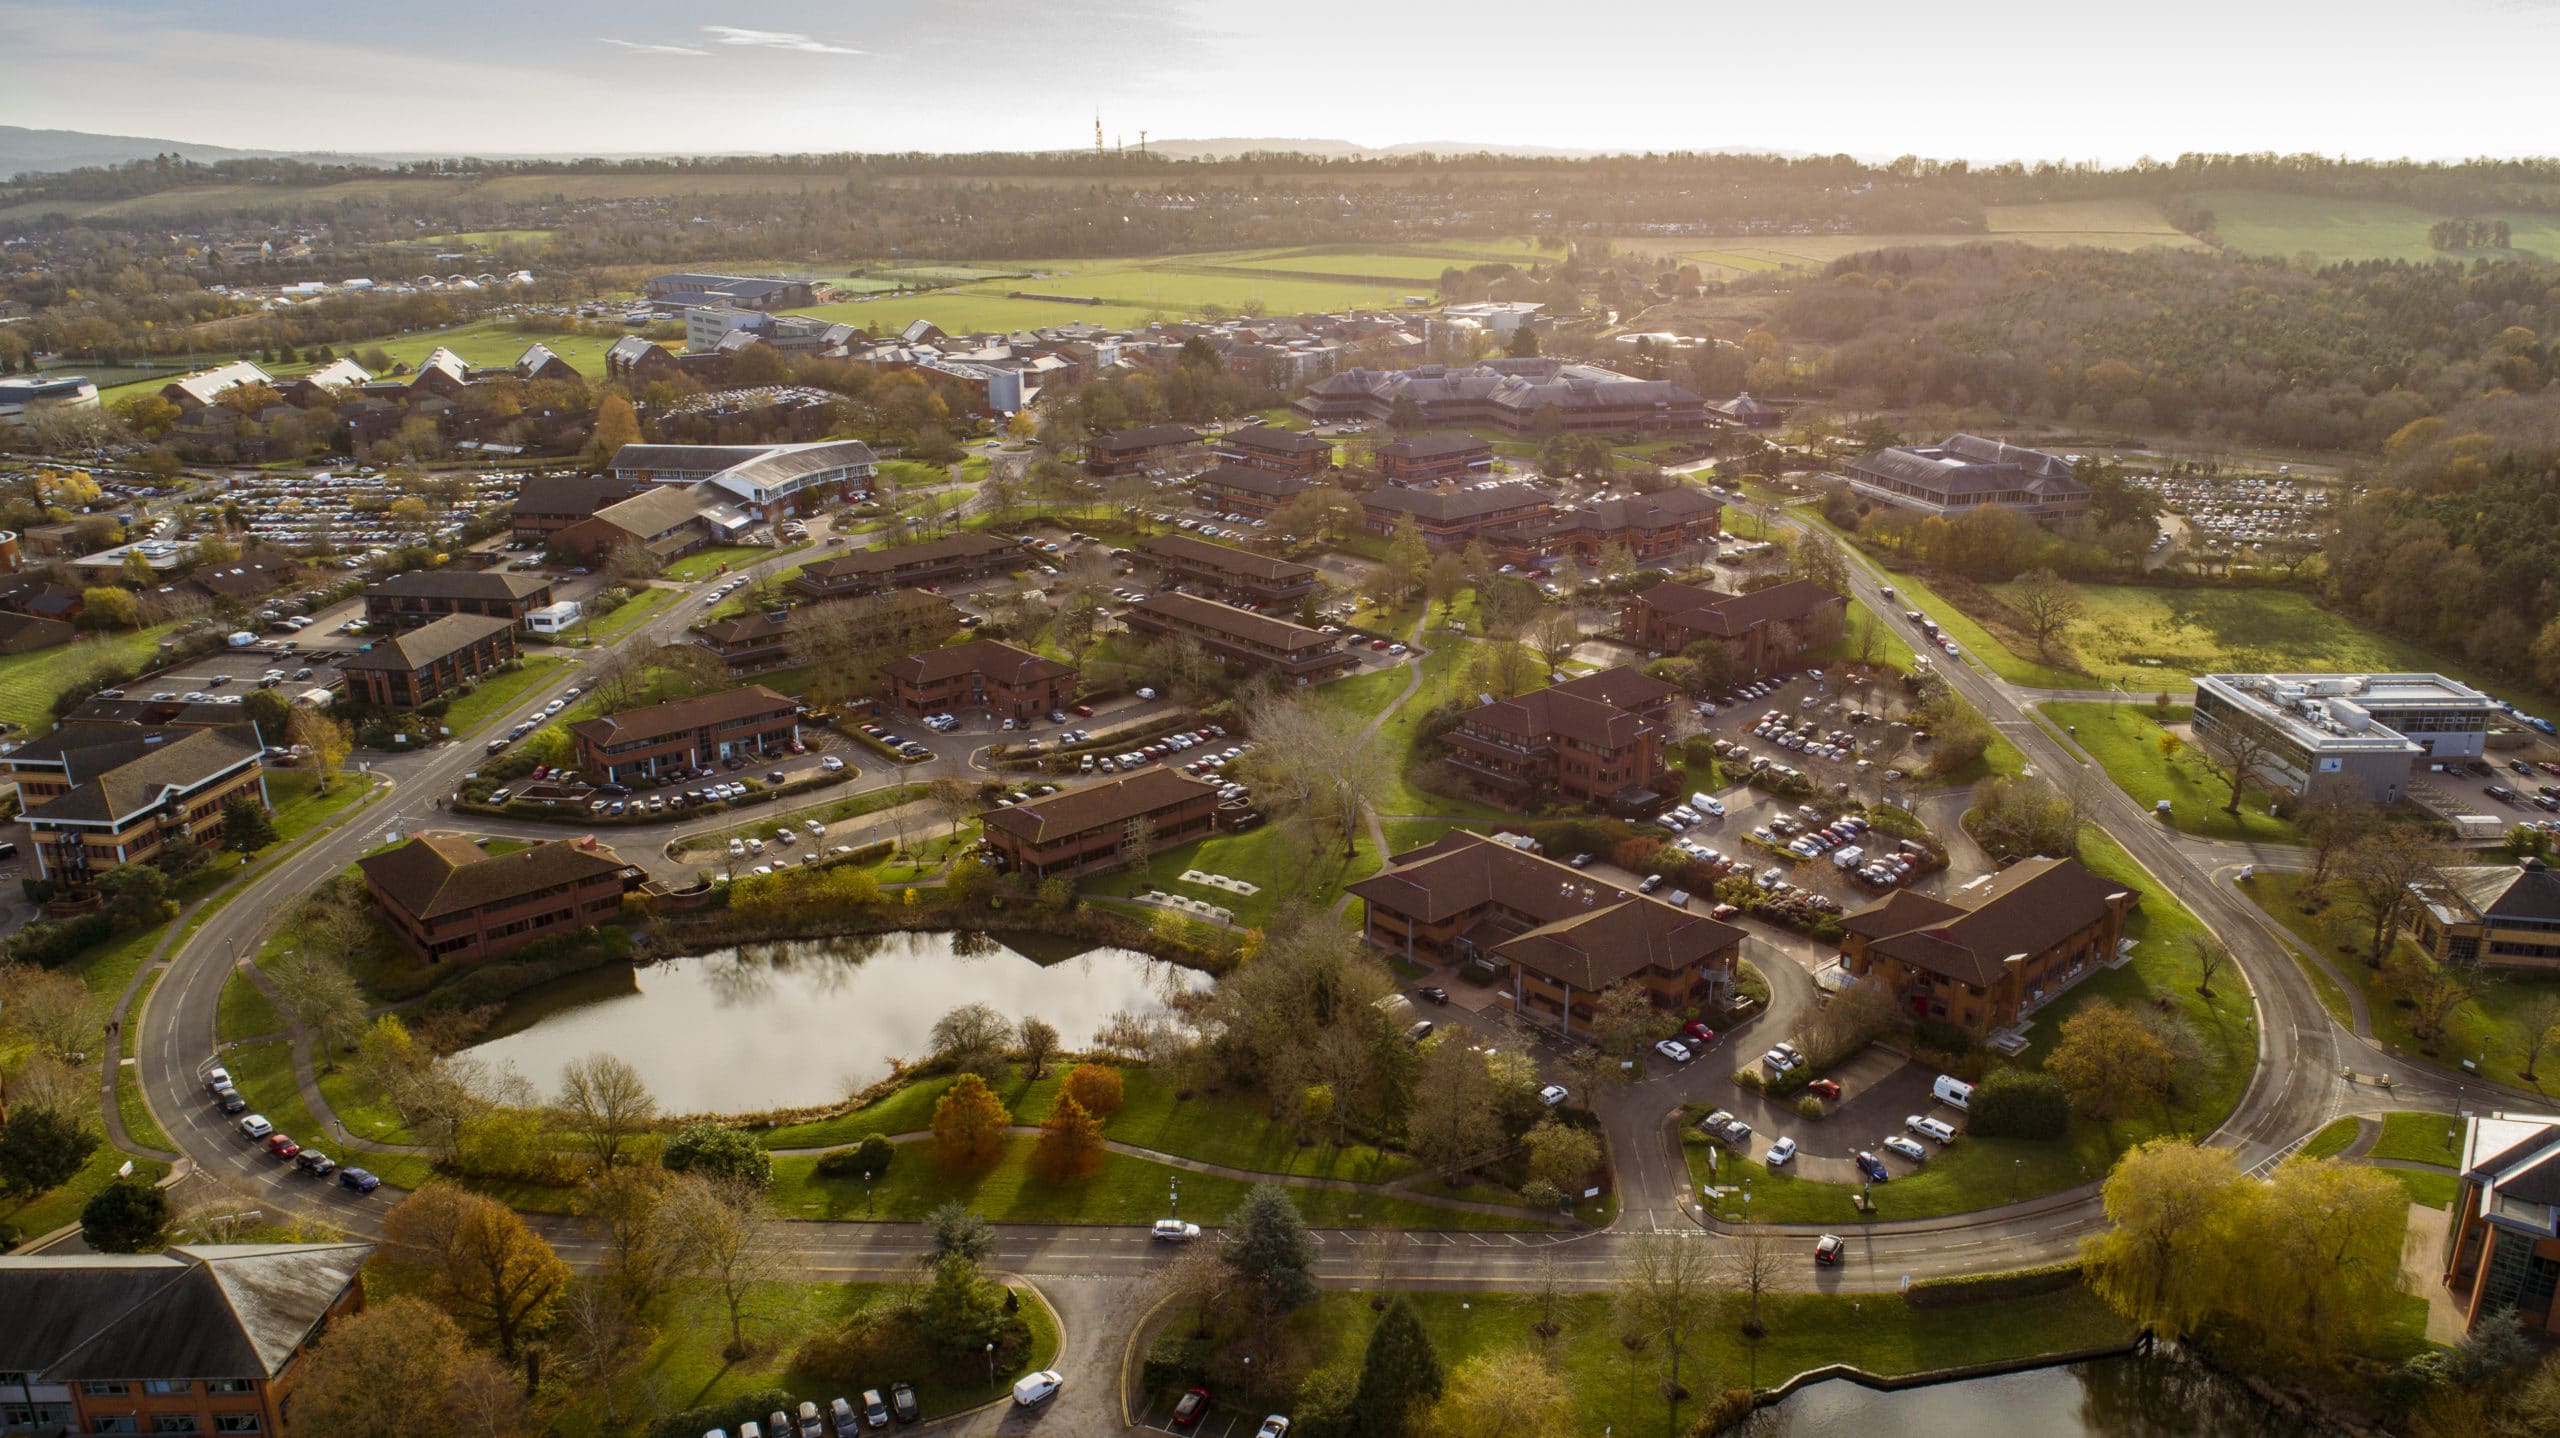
left=1540, top=486, right=1722, bottom=535
left=1376, top=432, right=1492, bottom=461
left=1348, top=831, right=1740, bottom=989
left=368, top=569, right=552, bottom=604
left=1125, top=591, right=1333, bottom=653
left=1195, top=464, right=1315, bottom=499
left=1637, top=578, right=1841, bottom=638
left=797, top=531, right=1015, bottom=582
left=881, top=638, right=1074, bottom=689
left=1138, top=533, right=1318, bottom=585
left=1548, top=665, right=1675, bottom=712
left=1850, top=856, right=2136, bottom=987
left=359, top=835, right=631, bottom=922
left=980, top=766, right=1217, bottom=845
left=569, top=685, right=796, bottom=749
left=1087, top=424, right=1201, bottom=453
left=341, top=613, right=513, bottom=671
left=21, top=723, right=264, bottom=825
left=1218, top=426, right=1331, bottom=457
left=1360, top=485, right=1550, bottom=525
left=513, top=474, right=636, bottom=518
left=1462, top=686, right=1649, bottom=752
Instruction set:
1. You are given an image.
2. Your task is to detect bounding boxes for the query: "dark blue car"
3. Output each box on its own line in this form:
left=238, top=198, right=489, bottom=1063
left=338, top=1167, right=381, bottom=1194
left=1854, top=1150, right=1890, bottom=1183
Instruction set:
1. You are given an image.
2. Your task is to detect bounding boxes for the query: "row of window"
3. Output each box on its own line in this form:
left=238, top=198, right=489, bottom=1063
left=74, top=1380, right=253, bottom=1397
left=83, top=1416, right=259, bottom=1434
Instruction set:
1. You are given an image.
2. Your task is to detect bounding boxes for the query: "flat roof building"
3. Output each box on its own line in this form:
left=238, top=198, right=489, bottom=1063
left=2191, top=671, right=2497, bottom=804
left=607, top=440, right=877, bottom=513
left=1839, top=435, right=2091, bottom=524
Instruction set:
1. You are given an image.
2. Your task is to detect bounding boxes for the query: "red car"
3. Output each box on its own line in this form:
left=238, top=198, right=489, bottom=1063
left=1683, top=1021, right=1716, bottom=1044
left=1172, top=1387, right=1211, bottom=1427
left=1370, top=638, right=1390, bottom=651
left=264, top=1134, right=302, bottom=1160
left=1074, top=704, right=1095, bottom=718
left=1804, top=1078, right=1842, bottom=1100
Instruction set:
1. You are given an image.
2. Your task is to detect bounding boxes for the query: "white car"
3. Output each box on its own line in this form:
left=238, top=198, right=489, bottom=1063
left=1011, top=1371, right=1063, bottom=1407
left=820, top=755, right=846, bottom=772
left=1654, top=1038, right=1693, bottom=1064
left=1883, top=1135, right=1929, bottom=1163
left=1255, top=1420, right=1292, bottom=1438
left=1693, top=794, right=1725, bottom=817
left=1761, top=1047, right=1800, bottom=1073
left=1766, top=1136, right=1798, bottom=1168
left=1151, top=1218, right=1202, bottom=1242
left=1136, top=687, right=1158, bottom=700
left=239, top=1114, right=274, bottom=1140
left=1537, top=1084, right=1569, bottom=1107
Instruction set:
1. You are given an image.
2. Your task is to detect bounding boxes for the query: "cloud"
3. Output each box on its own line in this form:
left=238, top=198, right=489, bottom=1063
left=600, top=37, right=711, bottom=56
left=702, top=25, right=867, bottom=56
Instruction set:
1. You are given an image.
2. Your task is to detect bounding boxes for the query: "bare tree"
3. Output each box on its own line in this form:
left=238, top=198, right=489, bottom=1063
left=2518, top=992, right=2560, bottom=1083
left=1722, top=1226, right=1788, bottom=1334
left=551, top=1282, right=651, bottom=1427
left=2299, top=800, right=2380, bottom=890
left=2335, top=828, right=2445, bottom=963
left=556, top=1053, right=659, bottom=1170
left=927, top=777, right=978, bottom=841
left=1615, top=1231, right=1720, bottom=1435
left=1530, top=610, right=1583, bottom=674
left=1239, top=693, right=1387, bottom=861
left=0, top=962, right=96, bottom=1062
left=656, top=1171, right=785, bottom=1361
left=1015, top=1017, right=1060, bottom=1080
left=2190, top=707, right=2280, bottom=818
left=2006, top=568, right=2083, bottom=660
left=2185, top=931, right=2233, bottom=998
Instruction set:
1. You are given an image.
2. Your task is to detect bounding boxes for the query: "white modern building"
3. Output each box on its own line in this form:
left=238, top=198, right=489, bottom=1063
left=2191, top=672, right=2498, bottom=803
left=606, top=440, right=877, bottom=514
left=0, top=375, right=101, bottom=423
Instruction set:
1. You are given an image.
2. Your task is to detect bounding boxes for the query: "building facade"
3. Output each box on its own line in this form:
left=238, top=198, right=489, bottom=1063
left=1439, top=668, right=1673, bottom=806
left=979, top=767, right=1220, bottom=879
left=1213, top=426, right=1332, bottom=478
left=1375, top=432, right=1495, bottom=485
left=2190, top=672, right=2495, bottom=804
left=1838, top=435, right=2091, bottom=523
left=692, top=591, right=960, bottom=672
left=880, top=640, right=1077, bottom=722
left=1083, top=425, right=1202, bottom=477
left=1120, top=592, right=1354, bottom=684
left=1357, top=484, right=1553, bottom=548
left=362, top=570, right=556, bottom=631
left=511, top=475, right=641, bottom=543
left=2442, top=1114, right=2560, bottom=1336
left=791, top=533, right=1019, bottom=600
left=569, top=686, right=801, bottom=785
left=340, top=614, right=519, bottom=708
left=1503, top=488, right=1723, bottom=567
left=359, top=834, right=639, bottom=962
left=1194, top=464, right=1314, bottom=518
left=9, top=723, right=270, bottom=886
left=1834, top=856, right=2139, bottom=1038
left=1295, top=360, right=1707, bottom=434
left=1622, top=579, right=1846, bottom=675
left=1136, top=534, right=1318, bottom=608
left=2409, top=859, right=2560, bottom=971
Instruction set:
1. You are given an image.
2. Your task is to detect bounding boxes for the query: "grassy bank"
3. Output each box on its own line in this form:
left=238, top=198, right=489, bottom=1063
left=440, top=654, right=568, bottom=736
left=2039, top=700, right=2299, bottom=843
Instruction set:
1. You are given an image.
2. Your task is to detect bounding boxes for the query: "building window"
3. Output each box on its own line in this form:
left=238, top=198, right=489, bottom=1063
left=81, top=1383, right=129, bottom=1397
left=152, top=1418, right=202, bottom=1435
left=204, top=1381, right=253, bottom=1396
left=90, top=1420, right=139, bottom=1436
left=212, top=1418, right=262, bottom=1434
left=143, top=1381, right=190, bottom=1396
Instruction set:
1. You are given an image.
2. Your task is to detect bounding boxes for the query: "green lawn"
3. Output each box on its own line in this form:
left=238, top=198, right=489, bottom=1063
left=67, top=923, right=167, bottom=1025
left=547, top=1278, right=1061, bottom=1438
left=0, top=624, right=180, bottom=733
left=575, top=584, right=679, bottom=642
left=266, top=767, right=380, bottom=844
left=2301, top=1117, right=2360, bottom=1161
left=2250, top=871, right=2560, bottom=1095
left=2040, top=701, right=2299, bottom=844
left=0, top=1146, right=168, bottom=1242
left=438, top=654, right=568, bottom=736
left=1287, top=1286, right=2132, bottom=1434
left=2393, top=1168, right=2462, bottom=1211
left=116, top=1052, right=173, bottom=1154
left=664, top=545, right=801, bottom=582
left=770, top=1135, right=1543, bottom=1231
left=216, top=968, right=284, bottom=1042
left=1080, top=823, right=1382, bottom=931
left=224, top=1037, right=439, bottom=1190
left=2193, top=187, right=2560, bottom=264
left=2370, top=1111, right=2464, bottom=1165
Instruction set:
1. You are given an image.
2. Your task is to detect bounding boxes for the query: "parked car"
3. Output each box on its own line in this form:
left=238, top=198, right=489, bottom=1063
left=1766, top=1136, right=1798, bottom=1167
left=889, top=1383, right=918, bottom=1424
left=1814, top=1234, right=1844, bottom=1266
left=1255, top=1419, right=1292, bottom=1438
left=860, top=1389, right=890, bottom=1429
left=1683, top=1020, right=1716, bottom=1044
left=1907, top=1115, right=1958, bottom=1145
left=339, top=1167, right=380, bottom=1194
left=1854, top=1150, right=1890, bottom=1182
left=1883, top=1135, right=1929, bottom=1163
left=1012, top=1372, right=1063, bottom=1406
left=1804, top=1078, right=1842, bottom=1101
left=239, top=1114, right=274, bottom=1140
left=1152, top=1218, right=1203, bottom=1242
left=1538, top=1084, right=1570, bottom=1107
left=1654, top=1038, right=1693, bottom=1064
left=1173, top=1388, right=1212, bottom=1427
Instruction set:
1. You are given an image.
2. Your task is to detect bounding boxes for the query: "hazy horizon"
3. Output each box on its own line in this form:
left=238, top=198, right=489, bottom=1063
left=3, top=0, right=2556, bottom=167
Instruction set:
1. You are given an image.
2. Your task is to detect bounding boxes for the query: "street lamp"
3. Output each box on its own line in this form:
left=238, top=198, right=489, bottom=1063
left=985, top=1342, right=995, bottom=1385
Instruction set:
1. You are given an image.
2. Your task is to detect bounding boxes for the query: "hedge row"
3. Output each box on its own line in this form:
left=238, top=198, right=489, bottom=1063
left=420, top=925, right=633, bottom=1013
left=1902, top=1261, right=2084, bottom=1310
left=647, top=1388, right=797, bottom=1438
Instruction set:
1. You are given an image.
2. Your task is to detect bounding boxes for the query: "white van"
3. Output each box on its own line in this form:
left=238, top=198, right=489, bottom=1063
left=1932, top=1074, right=1973, bottom=1110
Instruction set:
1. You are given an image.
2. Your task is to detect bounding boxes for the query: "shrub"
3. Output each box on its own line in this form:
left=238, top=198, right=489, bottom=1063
left=1913, top=1015, right=1975, bottom=1056
left=1967, top=1068, right=2070, bottom=1140
left=1795, top=1095, right=1828, bottom=1121
left=648, top=1389, right=797, bottom=1438
left=1902, top=1262, right=2082, bottom=1310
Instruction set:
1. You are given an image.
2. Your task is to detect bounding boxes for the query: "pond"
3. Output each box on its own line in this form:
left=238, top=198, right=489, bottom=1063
left=1732, top=1353, right=2342, bottom=1437
left=460, top=930, right=1207, bottom=1113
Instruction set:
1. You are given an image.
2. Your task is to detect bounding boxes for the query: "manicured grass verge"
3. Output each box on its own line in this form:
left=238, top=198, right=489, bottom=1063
left=2370, top=1111, right=2463, bottom=1165
left=546, top=1278, right=1061, bottom=1438
left=439, top=654, right=568, bottom=736
left=116, top=1057, right=173, bottom=1154
left=220, top=1039, right=437, bottom=1193
left=267, top=768, right=380, bottom=844
left=663, top=544, right=807, bottom=582
left=2392, top=1168, right=2461, bottom=1210
left=1288, top=1286, right=2133, bottom=1435
left=576, top=583, right=679, bottom=641
left=770, top=1136, right=1543, bottom=1230
left=1081, top=823, right=1382, bottom=930
left=216, top=969, right=284, bottom=1042
left=0, top=1147, right=167, bottom=1241
left=2300, top=1117, right=2360, bottom=1161
left=2038, top=701, right=2298, bottom=843
left=1018, top=1069, right=1414, bottom=1184
left=0, top=623, right=179, bottom=733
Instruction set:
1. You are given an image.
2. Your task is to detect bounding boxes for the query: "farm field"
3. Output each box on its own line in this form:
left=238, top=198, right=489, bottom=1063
left=1656, top=199, right=2203, bottom=277
left=2192, top=187, right=2560, bottom=263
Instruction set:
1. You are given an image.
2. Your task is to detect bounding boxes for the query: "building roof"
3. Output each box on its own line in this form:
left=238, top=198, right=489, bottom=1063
left=1138, top=533, right=1318, bottom=585
left=340, top=613, right=514, bottom=672
left=1087, top=424, right=1202, bottom=454
left=368, top=569, right=552, bottom=604
left=880, top=638, right=1075, bottom=689
left=1360, top=484, right=1551, bottom=526
left=1844, top=855, right=2136, bottom=988
left=358, top=835, right=631, bottom=922
left=980, top=766, right=1218, bottom=845
left=2434, top=859, right=2560, bottom=926
left=2459, top=1115, right=2560, bottom=1235
left=1376, top=432, right=1493, bottom=462
left=1462, top=684, right=1651, bottom=752
left=0, top=1243, right=371, bottom=1381
left=797, top=531, right=1015, bottom=581
left=1194, top=463, right=1317, bottom=500
left=162, top=360, right=274, bottom=408
left=20, top=722, right=264, bottom=827
left=293, top=357, right=374, bottom=393
left=1547, top=665, right=1676, bottom=712
left=514, top=474, right=637, bottom=518
left=1540, top=486, right=1723, bottom=536
left=1347, top=830, right=1741, bottom=990
left=1126, top=590, right=1333, bottom=653
left=1637, top=578, right=1843, bottom=639
left=1305, top=361, right=1704, bottom=423
left=586, top=484, right=720, bottom=542
left=1218, top=426, right=1331, bottom=457
left=607, top=335, right=672, bottom=366
left=570, top=685, right=797, bottom=749
left=1845, top=435, right=2087, bottom=501
left=695, top=589, right=958, bottom=649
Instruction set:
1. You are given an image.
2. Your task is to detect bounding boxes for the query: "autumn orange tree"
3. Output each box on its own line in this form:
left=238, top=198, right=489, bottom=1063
left=930, top=1072, right=1010, bottom=1168
left=1034, top=1093, right=1105, bottom=1180
left=1061, top=1063, right=1124, bottom=1118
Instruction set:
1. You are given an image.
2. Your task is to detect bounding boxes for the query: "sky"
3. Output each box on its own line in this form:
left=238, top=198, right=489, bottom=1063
left=3, top=0, right=2556, bottom=164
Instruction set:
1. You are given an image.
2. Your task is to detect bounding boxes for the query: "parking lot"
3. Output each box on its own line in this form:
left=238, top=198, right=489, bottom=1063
left=1132, top=1387, right=1279, bottom=1438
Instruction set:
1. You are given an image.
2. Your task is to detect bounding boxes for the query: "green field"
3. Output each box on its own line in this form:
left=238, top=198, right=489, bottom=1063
left=90, top=318, right=631, bottom=403
left=439, top=654, right=568, bottom=736
left=573, top=584, right=680, bottom=642
left=0, top=624, right=181, bottom=733
left=1988, top=580, right=2489, bottom=694
left=1661, top=200, right=2202, bottom=277
left=1080, top=821, right=1382, bottom=931
left=2040, top=701, right=2299, bottom=844
left=663, top=545, right=793, bottom=582
left=2193, top=188, right=2560, bottom=263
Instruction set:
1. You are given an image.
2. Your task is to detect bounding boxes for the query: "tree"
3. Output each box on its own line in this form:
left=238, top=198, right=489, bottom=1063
left=2336, top=827, right=2444, bottom=961
left=1505, top=324, right=1541, bottom=358
left=266, top=948, right=368, bottom=1065
left=591, top=392, right=640, bottom=462
left=2006, top=568, right=2084, bottom=659
left=1239, top=692, right=1387, bottom=861
left=2080, top=1138, right=2250, bottom=1339
left=1350, top=1298, right=1444, bottom=1438
left=929, top=1002, right=1012, bottom=1078
left=1787, top=533, right=1852, bottom=595
left=917, top=1253, right=1010, bottom=1359
left=551, top=1282, right=652, bottom=1430
left=1424, top=552, right=1468, bottom=622
left=1033, top=1092, right=1105, bottom=1180
left=0, top=1107, right=98, bottom=1196
left=1722, top=1226, right=1787, bottom=1335
left=2184, top=931, right=2232, bottom=998
left=930, top=1072, right=1010, bottom=1168
left=2227, top=1159, right=2407, bottom=1365
left=2190, top=707, right=2278, bottom=818
left=1615, top=1231, right=1718, bottom=1435
left=2043, top=1002, right=2175, bottom=1124
left=2397, top=958, right=2477, bottom=1047
left=1967, top=1068, right=2071, bottom=1139
left=1061, top=1062, right=1124, bottom=1116
left=1528, top=610, right=1582, bottom=675
left=277, top=1295, right=518, bottom=1438
left=2299, top=800, right=2379, bottom=889
left=79, top=1174, right=170, bottom=1252
left=1408, top=1040, right=1503, bottom=1174
left=849, top=1134, right=896, bottom=1180
left=1522, top=1120, right=1601, bottom=1200
left=1379, top=516, right=1431, bottom=603
left=659, top=1120, right=772, bottom=1190
left=2518, top=992, right=2560, bottom=1082
left=927, top=776, right=977, bottom=840
left=219, top=793, right=278, bottom=854
left=657, top=1170, right=784, bottom=1360
left=1015, top=1017, right=1060, bottom=1080
left=1, top=963, right=97, bottom=1060
left=1225, top=1182, right=1317, bottom=1312
left=925, top=1201, right=996, bottom=1266
left=381, top=1182, right=571, bottom=1368
left=578, top=1165, right=676, bottom=1307
left=288, top=708, right=353, bottom=793
left=1589, top=982, right=1659, bottom=1060
left=557, top=1052, right=658, bottom=1170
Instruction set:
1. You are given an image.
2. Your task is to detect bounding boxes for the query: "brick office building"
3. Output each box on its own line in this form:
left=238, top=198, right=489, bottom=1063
left=881, top=639, right=1077, bottom=723
left=980, top=767, right=1220, bottom=879
left=363, top=569, right=556, bottom=631
left=511, top=474, right=641, bottom=544
left=1375, top=432, right=1494, bottom=485
left=791, top=533, right=1019, bottom=600
left=340, top=614, right=519, bottom=708
left=692, top=590, right=960, bottom=672
left=1440, top=667, right=1674, bottom=806
left=569, top=685, right=801, bottom=786
left=1084, top=424, right=1202, bottom=477
left=359, top=834, right=640, bottom=962
left=1136, top=533, right=1318, bottom=608
left=1621, top=579, right=1846, bottom=676
left=1503, top=487, right=1723, bottom=567
left=1121, top=592, right=1355, bottom=685
left=2441, top=1113, right=2560, bottom=1337
left=1357, top=483, right=1552, bottom=548
left=1835, top=856, right=2138, bottom=1038
left=10, top=722, right=270, bottom=884
left=1213, top=425, right=1332, bottom=478
left=1194, top=463, right=1315, bottom=518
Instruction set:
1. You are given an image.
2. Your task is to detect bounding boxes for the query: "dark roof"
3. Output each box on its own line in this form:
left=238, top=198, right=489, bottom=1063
left=21, top=723, right=264, bottom=826
left=0, top=1243, right=370, bottom=1381
left=1138, top=533, right=1318, bottom=585
left=1636, top=579, right=1843, bottom=638
left=1126, top=591, right=1334, bottom=653
left=609, top=443, right=774, bottom=475
left=569, top=685, right=796, bottom=749
left=881, top=638, right=1075, bottom=688
left=980, top=766, right=1217, bottom=844
left=513, top=474, right=636, bottom=518
left=1087, top=424, right=1201, bottom=454
left=1848, top=856, right=2135, bottom=987
left=1376, top=432, right=1493, bottom=462
left=359, top=835, right=631, bottom=922
left=367, top=569, right=552, bottom=604
left=584, top=484, right=720, bottom=541
left=340, top=613, right=513, bottom=672
left=694, top=589, right=958, bottom=648
left=797, top=532, right=1015, bottom=581
left=1461, top=685, right=1650, bottom=751
left=2437, top=861, right=2560, bottom=925
left=1194, top=463, right=1317, bottom=499
left=1218, top=426, right=1331, bottom=457
left=1359, top=485, right=1551, bottom=525
left=1539, top=486, right=1722, bottom=536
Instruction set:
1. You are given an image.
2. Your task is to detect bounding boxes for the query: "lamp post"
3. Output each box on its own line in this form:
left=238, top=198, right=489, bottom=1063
left=985, top=1342, right=995, bottom=1386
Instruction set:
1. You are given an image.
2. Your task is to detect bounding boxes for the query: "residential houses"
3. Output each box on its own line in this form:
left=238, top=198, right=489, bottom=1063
left=881, top=639, right=1077, bottom=723
left=1440, top=667, right=1674, bottom=806
left=1347, top=830, right=1745, bottom=1037
left=1136, top=533, right=1318, bottom=609
left=9, top=722, right=270, bottom=885
left=791, top=533, right=1019, bottom=600
left=1833, top=856, right=2139, bottom=1038
left=1838, top=435, right=2092, bottom=524
left=1621, top=579, right=1847, bottom=675
left=2440, top=1113, right=2560, bottom=1336
left=340, top=614, right=518, bottom=708
left=0, top=1242, right=372, bottom=1438
left=359, top=834, right=640, bottom=962
left=979, top=766, right=1221, bottom=879
left=1120, top=591, right=1355, bottom=684
left=569, top=685, right=801, bottom=786
left=362, top=569, right=556, bottom=631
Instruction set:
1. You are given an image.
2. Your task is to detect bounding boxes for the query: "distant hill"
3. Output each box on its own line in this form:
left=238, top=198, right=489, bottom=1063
left=0, top=125, right=312, bottom=178
left=1142, top=137, right=1608, bottom=161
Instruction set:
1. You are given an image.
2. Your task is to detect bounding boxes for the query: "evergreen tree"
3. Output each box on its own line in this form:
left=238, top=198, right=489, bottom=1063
left=1350, top=1298, right=1443, bottom=1437
left=0, top=1109, right=99, bottom=1196
left=80, top=1175, right=170, bottom=1252
left=220, top=795, right=279, bottom=854
left=1225, top=1182, right=1317, bottom=1311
